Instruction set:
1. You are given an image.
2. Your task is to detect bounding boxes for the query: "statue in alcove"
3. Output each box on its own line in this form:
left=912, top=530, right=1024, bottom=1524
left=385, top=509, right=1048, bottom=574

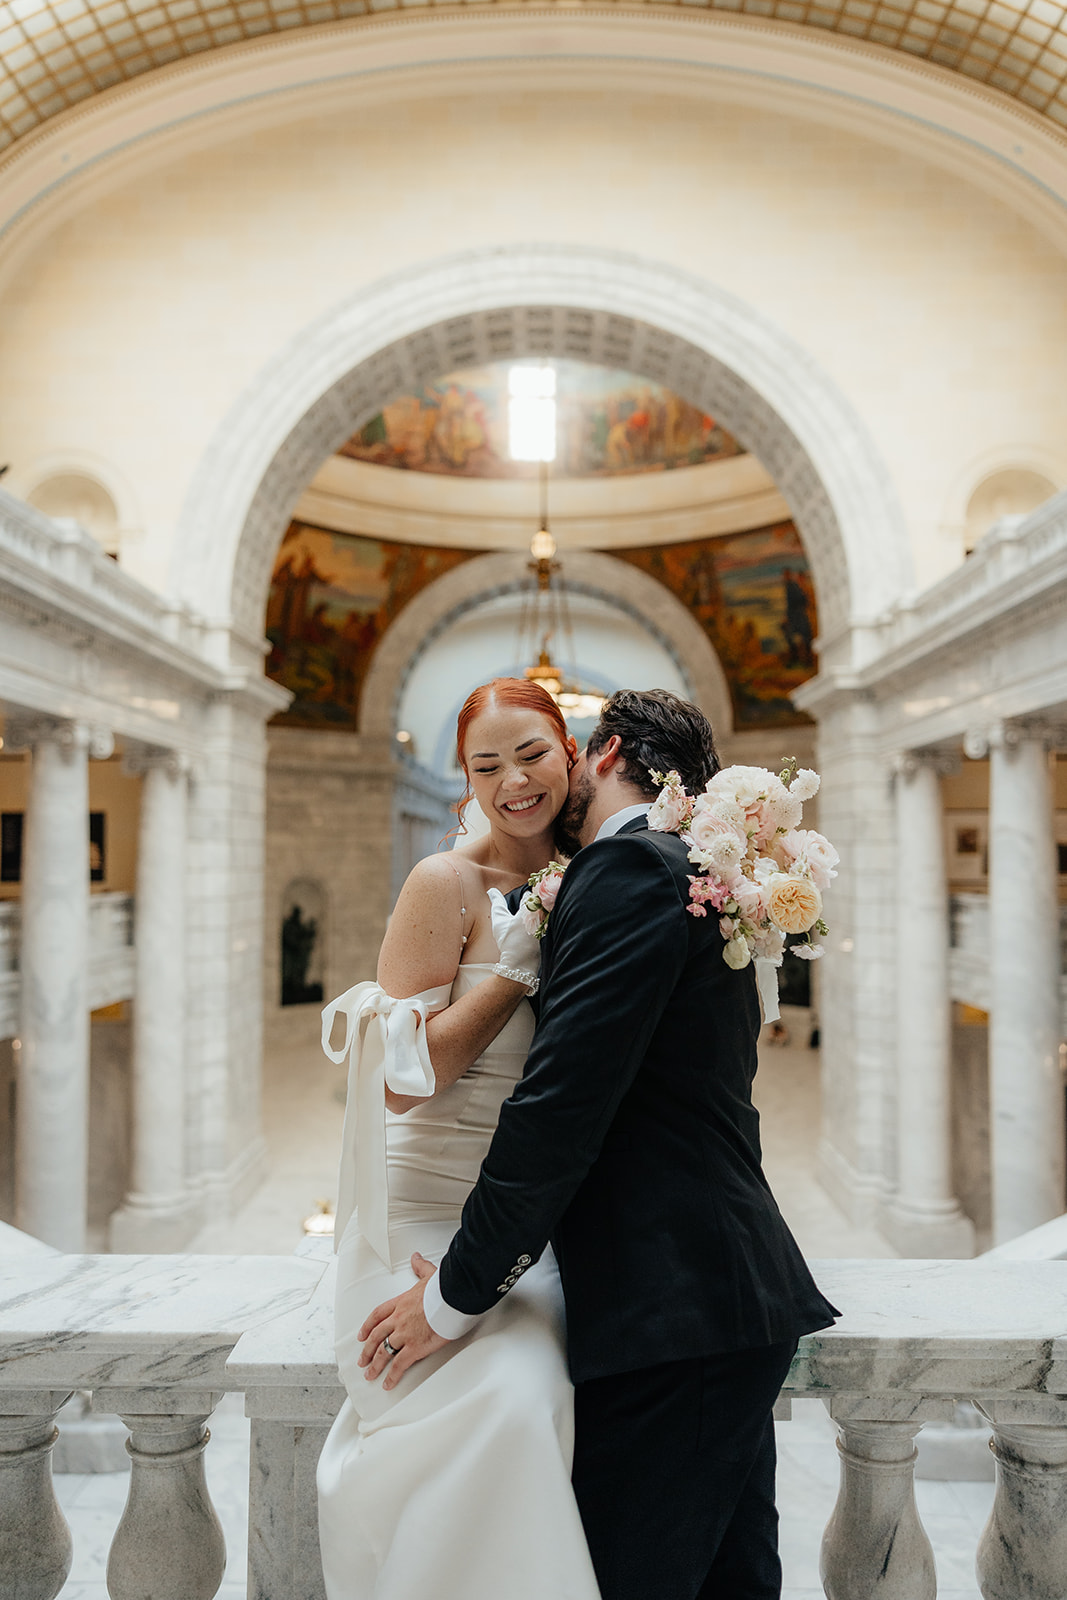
left=281, top=904, right=323, bottom=1006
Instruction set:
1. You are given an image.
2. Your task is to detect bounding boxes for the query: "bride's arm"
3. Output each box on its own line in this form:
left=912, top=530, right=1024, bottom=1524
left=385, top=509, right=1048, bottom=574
left=378, top=855, right=529, bottom=1113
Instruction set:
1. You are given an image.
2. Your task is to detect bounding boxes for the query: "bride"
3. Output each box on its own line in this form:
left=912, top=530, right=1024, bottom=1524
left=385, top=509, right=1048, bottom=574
left=316, top=678, right=602, bottom=1600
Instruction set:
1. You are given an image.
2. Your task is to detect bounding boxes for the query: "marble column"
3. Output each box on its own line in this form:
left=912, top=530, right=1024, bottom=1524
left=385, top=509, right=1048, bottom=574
left=110, top=750, right=195, bottom=1253
left=986, top=725, right=1063, bottom=1243
left=883, top=751, right=974, bottom=1257
left=9, top=716, right=112, bottom=1252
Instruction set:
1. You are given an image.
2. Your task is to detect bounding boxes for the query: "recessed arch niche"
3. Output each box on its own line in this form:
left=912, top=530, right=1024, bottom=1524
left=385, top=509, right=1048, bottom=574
left=175, top=246, right=910, bottom=659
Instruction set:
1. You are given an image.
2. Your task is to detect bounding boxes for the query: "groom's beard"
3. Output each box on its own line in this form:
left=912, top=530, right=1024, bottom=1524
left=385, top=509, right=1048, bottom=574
left=555, top=768, right=595, bottom=858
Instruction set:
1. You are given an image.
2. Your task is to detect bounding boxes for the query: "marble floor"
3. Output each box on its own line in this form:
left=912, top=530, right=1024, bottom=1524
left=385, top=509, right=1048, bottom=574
left=60, top=1008, right=989, bottom=1599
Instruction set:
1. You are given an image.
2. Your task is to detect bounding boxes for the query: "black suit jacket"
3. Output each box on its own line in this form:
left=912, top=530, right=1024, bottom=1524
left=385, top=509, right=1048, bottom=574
left=439, top=818, right=839, bottom=1383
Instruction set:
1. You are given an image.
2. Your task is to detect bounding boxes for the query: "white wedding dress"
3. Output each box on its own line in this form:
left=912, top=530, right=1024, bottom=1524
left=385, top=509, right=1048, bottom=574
left=316, top=962, right=601, bottom=1600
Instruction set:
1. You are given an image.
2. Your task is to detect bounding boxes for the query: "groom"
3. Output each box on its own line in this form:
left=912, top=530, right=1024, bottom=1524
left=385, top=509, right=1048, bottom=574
left=360, top=689, right=839, bottom=1599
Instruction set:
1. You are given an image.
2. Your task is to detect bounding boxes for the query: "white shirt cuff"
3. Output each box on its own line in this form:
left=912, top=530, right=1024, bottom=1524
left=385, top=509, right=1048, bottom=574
left=423, top=1267, right=484, bottom=1340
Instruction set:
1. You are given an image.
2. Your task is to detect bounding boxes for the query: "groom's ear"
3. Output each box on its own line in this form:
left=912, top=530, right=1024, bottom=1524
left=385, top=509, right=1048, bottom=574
left=591, top=733, right=624, bottom=776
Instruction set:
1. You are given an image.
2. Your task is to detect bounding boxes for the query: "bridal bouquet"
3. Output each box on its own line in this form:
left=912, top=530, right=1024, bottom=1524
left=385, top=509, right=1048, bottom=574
left=647, top=758, right=839, bottom=1018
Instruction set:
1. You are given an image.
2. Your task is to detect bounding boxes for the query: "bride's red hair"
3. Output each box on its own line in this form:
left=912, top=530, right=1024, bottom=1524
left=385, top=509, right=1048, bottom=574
left=452, top=678, right=575, bottom=835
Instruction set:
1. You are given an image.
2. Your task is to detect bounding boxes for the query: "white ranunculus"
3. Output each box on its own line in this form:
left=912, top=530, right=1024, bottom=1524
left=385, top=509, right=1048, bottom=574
left=779, top=828, right=839, bottom=891
left=688, top=805, right=745, bottom=858
left=723, top=933, right=752, bottom=970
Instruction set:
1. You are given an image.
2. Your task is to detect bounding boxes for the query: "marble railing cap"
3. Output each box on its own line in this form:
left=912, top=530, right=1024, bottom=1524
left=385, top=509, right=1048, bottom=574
left=797, top=1261, right=1067, bottom=1397
left=0, top=1254, right=326, bottom=1389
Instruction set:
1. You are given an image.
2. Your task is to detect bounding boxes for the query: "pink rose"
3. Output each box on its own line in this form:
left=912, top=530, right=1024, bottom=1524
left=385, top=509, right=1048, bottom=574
left=537, top=871, right=563, bottom=912
left=648, top=788, right=690, bottom=833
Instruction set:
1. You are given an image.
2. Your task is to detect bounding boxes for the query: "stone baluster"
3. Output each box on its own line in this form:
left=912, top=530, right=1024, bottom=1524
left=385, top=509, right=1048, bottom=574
left=244, top=1386, right=342, bottom=1600
left=110, top=747, right=194, bottom=1252
left=975, top=1399, right=1067, bottom=1600
left=0, top=1391, right=74, bottom=1600
left=884, top=750, right=974, bottom=1256
left=97, top=1390, right=226, bottom=1600
left=980, top=722, right=1064, bottom=1242
left=7, top=714, right=113, bottom=1250
left=820, top=1397, right=946, bottom=1600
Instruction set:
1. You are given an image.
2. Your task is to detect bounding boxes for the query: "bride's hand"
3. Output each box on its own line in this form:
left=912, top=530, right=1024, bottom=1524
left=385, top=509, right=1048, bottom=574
left=488, top=888, right=541, bottom=991
left=358, top=1253, right=450, bottom=1390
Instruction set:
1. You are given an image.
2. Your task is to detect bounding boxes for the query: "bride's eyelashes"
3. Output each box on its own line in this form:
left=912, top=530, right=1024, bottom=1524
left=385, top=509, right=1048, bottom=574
left=474, top=748, right=550, bottom=776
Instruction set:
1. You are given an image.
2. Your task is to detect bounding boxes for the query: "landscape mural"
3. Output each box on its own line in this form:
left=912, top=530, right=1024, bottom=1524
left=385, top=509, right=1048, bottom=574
left=266, top=523, right=481, bottom=729
left=611, top=522, right=817, bottom=730
left=340, top=360, right=744, bottom=479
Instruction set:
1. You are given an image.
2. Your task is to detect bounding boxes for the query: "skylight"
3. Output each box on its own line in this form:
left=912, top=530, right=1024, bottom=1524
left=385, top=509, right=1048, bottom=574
left=508, top=365, right=557, bottom=463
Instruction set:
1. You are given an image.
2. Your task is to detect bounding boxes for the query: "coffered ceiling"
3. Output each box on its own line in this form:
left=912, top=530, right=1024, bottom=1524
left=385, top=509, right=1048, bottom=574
left=0, top=0, right=1064, bottom=157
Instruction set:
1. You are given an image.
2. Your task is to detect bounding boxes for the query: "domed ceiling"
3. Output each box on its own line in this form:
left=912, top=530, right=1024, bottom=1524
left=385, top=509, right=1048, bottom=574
left=0, top=0, right=1065, bottom=156
left=339, top=360, right=743, bottom=480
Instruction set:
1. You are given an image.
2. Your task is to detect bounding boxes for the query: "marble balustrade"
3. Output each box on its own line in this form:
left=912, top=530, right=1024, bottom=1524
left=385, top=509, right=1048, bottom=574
left=0, top=1253, right=1067, bottom=1599
left=948, top=894, right=1067, bottom=1032
left=0, top=893, right=135, bottom=1043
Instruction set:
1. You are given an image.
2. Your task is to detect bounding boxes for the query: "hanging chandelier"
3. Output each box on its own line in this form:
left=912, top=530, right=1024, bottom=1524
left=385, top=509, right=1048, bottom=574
left=510, top=365, right=606, bottom=722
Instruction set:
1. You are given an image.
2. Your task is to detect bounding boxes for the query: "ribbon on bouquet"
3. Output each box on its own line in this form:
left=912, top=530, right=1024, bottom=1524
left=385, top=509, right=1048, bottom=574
left=754, top=958, right=781, bottom=1026
left=321, top=980, right=450, bottom=1266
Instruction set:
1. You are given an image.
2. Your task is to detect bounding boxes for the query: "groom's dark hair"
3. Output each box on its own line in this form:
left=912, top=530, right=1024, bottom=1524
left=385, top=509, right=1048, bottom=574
left=586, top=689, right=720, bottom=799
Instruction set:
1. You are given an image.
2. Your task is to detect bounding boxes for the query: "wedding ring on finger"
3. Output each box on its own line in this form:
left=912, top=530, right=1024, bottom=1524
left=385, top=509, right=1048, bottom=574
left=382, top=1335, right=398, bottom=1358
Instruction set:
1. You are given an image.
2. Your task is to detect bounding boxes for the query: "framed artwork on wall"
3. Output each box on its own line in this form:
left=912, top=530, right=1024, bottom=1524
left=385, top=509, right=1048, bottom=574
left=945, top=810, right=988, bottom=883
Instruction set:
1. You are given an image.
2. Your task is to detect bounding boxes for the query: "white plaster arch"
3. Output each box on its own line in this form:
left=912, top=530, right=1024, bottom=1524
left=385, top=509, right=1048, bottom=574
left=174, top=244, right=910, bottom=652
left=359, top=550, right=736, bottom=742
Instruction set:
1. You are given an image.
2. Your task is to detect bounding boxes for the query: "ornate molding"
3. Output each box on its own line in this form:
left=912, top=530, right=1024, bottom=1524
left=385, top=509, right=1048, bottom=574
left=4, top=715, right=114, bottom=759
left=891, top=745, right=959, bottom=780
left=964, top=718, right=1067, bottom=758
left=122, top=742, right=192, bottom=781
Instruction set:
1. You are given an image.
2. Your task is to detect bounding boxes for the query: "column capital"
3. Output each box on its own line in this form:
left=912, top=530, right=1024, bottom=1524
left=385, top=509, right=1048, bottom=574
left=4, top=714, right=113, bottom=760
left=964, top=716, right=1067, bottom=758
left=890, top=745, right=958, bottom=781
left=121, top=741, right=190, bottom=781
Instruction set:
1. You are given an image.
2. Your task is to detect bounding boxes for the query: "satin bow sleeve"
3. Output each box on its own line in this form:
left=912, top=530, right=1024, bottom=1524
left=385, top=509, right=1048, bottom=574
left=322, top=980, right=452, bottom=1266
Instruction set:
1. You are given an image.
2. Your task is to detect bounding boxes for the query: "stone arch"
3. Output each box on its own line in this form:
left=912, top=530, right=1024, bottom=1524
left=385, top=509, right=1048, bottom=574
left=359, top=549, right=735, bottom=742
left=174, top=245, right=910, bottom=651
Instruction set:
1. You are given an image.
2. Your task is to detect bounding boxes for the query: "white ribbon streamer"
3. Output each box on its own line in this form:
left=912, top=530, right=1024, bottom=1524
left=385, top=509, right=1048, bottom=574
left=754, top=957, right=781, bottom=1025
left=321, top=980, right=450, bottom=1266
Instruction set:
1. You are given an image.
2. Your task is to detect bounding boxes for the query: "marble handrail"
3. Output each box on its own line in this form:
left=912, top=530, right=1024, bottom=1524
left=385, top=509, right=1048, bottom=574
left=0, top=892, right=135, bottom=1040
left=1, top=1254, right=1067, bottom=1599
left=949, top=893, right=1067, bottom=1029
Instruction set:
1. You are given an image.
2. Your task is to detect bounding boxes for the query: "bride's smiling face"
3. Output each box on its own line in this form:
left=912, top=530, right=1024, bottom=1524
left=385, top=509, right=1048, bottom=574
left=462, top=703, right=573, bottom=838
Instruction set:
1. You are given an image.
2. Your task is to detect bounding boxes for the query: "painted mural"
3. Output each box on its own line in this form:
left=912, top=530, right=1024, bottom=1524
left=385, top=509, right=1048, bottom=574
left=340, top=360, right=743, bottom=479
left=266, top=522, right=480, bottom=728
left=611, top=523, right=816, bottom=730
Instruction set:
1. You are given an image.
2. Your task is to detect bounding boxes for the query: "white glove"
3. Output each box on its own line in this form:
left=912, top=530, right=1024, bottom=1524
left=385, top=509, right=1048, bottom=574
left=487, top=887, right=542, bottom=994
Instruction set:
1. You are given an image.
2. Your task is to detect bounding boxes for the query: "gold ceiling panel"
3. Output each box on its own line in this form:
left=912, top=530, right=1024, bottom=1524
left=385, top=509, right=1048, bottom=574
left=0, top=0, right=1065, bottom=156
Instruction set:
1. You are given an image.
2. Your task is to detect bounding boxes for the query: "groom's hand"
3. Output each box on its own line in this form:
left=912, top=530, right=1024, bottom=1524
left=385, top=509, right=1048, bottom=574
left=358, top=1253, right=450, bottom=1390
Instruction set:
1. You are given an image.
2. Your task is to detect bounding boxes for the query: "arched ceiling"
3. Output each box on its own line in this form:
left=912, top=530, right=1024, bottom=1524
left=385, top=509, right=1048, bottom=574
left=0, top=0, right=1065, bottom=157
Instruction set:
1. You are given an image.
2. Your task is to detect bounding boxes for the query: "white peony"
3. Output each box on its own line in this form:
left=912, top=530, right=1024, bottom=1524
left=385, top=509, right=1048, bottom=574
left=705, top=765, right=772, bottom=811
